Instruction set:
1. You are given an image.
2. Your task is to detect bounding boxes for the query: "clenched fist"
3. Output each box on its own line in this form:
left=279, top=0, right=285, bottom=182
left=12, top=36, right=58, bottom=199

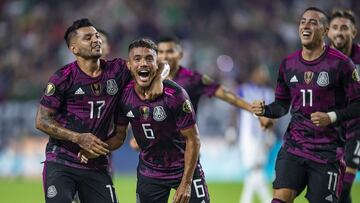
left=251, top=100, right=265, bottom=116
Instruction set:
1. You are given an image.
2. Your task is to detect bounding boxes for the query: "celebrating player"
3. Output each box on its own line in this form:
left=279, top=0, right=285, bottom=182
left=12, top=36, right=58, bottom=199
left=328, top=9, right=360, bottom=203
left=35, top=19, right=168, bottom=203
left=252, top=7, right=360, bottom=203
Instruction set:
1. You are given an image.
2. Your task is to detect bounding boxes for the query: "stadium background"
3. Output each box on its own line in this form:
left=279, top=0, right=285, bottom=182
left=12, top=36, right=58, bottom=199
left=0, top=0, right=360, bottom=202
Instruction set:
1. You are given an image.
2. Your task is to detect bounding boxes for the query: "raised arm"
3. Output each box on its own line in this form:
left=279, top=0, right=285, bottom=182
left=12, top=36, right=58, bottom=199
left=173, top=124, right=201, bottom=203
left=214, top=86, right=252, bottom=111
left=35, top=105, right=109, bottom=156
left=145, top=61, right=170, bottom=100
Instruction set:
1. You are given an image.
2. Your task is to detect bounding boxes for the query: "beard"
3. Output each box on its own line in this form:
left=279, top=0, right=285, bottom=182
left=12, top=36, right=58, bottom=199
left=78, top=49, right=102, bottom=60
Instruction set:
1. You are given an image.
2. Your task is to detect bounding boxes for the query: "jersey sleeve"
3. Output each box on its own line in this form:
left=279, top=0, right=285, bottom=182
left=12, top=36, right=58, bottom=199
left=173, top=88, right=197, bottom=131
left=340, top=59, right=360, bottom=103
left=196, top=72, right=220, bottom=97
left=39, top=71, right=69, bottom=111
left=275, top=60, right=291, bottom=100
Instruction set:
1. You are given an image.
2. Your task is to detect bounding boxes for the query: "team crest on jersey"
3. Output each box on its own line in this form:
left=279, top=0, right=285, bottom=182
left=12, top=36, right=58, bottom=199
left=317, top=71, right=329, bottom=87
left=201, top=74, right=214, bottom=85
left=153, top=106, right=167, bottom=121
left=352, top=69, right=360, bottom=82
left=47, top=185, right=57, bottom=198
left=106, top=79, right=118, bottom=95
left=182, top=100, right=193, bottom=113
left=304, top=71, right=314, bottom=84
left=140, top=106, right=150, bottom=120
left=44, top=83, right=55, bottom=96
left=91, top=83, right=102, bottom=96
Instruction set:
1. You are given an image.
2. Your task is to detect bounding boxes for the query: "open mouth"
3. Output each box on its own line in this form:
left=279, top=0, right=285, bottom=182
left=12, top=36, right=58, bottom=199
left=137, top=69, right=151, bottom=82
left=302, top=31, right=312, bottom=38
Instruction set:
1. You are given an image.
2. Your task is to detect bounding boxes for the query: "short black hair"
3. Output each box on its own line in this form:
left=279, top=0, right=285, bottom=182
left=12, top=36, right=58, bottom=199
left=128, top=38, right=157, bottom=53
left=303, top=7, right=329, bottom=27
left=96, top=28, right=109, bottom=39
left=158, top=36, right=180, bottom=45
left=64, top=18, right=94, bottom=47
left=330, top=9, right=356, bottom=26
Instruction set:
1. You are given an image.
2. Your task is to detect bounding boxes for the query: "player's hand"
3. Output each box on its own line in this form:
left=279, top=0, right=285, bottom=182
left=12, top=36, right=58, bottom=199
left=259, top=117, right=274, bottom=129
left=145, top=61, right=169, bottom=100
left=76, top=133, right=109, bottom=157
left=77, top=149, right=98, bottom=163
left=311, top=112, right=331, bottom=127
left=251, top=100, right=265, bottom=116
left=173, top=181, right=191, bottom=203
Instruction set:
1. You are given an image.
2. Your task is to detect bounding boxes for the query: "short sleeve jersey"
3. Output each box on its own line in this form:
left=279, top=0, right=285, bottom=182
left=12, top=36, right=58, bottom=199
left=116, top=80, right=201, bottom=180
left=173, top=66, right=220, bottom=112
left=40, top=58, right=131, bottom=170
left=345, top=44, right=360, bottom=140
left=275, top=46, right=360, bottom=163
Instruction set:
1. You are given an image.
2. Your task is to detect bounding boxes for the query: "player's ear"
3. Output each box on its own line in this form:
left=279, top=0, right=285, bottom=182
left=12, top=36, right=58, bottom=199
left=352, top=27, right=357, bottom=39
left=70, top=44, right=78, bottom=55
left=179, top=50, right=184, bottom=60
left=126, top=60, right=131, bottom=70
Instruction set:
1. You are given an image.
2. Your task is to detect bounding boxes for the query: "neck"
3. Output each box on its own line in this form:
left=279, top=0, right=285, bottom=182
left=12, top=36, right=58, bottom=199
left=302, top=43, right=326, bottom=61
left=331, top=43, right=352, bottom=56
left=76, top=57, right=101, bottom=77
left=168, top=65, right=180, bottom=80
left=134, top=84, right=150, bottom=100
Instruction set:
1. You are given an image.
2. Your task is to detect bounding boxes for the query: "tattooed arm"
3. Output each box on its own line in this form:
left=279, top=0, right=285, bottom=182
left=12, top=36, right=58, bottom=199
left=35, top=105, right=109, bottom=156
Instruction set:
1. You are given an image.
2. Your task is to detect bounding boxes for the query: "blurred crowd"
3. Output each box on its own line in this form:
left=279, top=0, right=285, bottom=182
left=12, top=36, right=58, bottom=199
left=1, top=0, right=359, bottom=101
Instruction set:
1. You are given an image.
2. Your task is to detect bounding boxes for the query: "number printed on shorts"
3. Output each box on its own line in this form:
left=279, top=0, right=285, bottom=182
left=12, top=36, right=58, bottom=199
left=327, top=172, right=338, bottom=191
left=106, top=184, right=118, bottom=203
left=193, top=179, right=205, bottom=198
left=354, top=140, right=360, bottom=156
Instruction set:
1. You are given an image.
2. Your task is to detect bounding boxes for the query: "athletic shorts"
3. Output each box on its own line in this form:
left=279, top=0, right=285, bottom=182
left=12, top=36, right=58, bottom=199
left=43, top=161, right=117, bottom=203
left=344, top=137, right=360, bottom=169
left=273, top=147, right=343, bottom=203
left=136, top=168, right=210, bottom=203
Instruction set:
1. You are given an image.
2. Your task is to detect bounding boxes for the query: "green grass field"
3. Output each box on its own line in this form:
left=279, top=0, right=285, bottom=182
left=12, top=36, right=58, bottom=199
left=1, top=176, right=359, bottom=203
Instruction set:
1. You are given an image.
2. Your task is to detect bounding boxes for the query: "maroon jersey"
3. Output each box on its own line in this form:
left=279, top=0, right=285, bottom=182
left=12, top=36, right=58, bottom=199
left=275, top=46, right=360, bottom=163
left=173, top=66, right=220, bottom=112
left=346, top=44, right=360, bottom=140
left=116, top=80, right=204, bottom=180
left=40, top=58, right=131, bottom=170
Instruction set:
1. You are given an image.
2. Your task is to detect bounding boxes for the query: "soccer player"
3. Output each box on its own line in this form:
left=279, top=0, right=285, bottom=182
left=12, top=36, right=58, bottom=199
left=251, top=7, right=360, bottom=203
left=234, top=64, right=274, bottom=203
left=129, top=36, right=272, bottom=150
left=35, top=19, right=168, bottom=203
left=81, top=38, right=209, bottom=203
left=328, top=9, right=360, bottom=203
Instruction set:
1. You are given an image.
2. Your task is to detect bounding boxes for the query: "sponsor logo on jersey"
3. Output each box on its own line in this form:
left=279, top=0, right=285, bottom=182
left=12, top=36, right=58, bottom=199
left=317, top=71, right=329, bottom=87
left=91, top=83, right=102, bottom=96
left=140, top=106, right=150, bottom=120
left=75, top=87, right=85, bottom=95
left=153, top=106, right=167, bottom=121
left=47, top=185, right=57, bottom=198
left=106, top=79, right=118, bottom=95
left=45, top=83, right=55, bottom=96
left=182, top=100, right=193, bottom=113
left=304, top=71, right=314, bottom=84
left=290, top=75, right=298, bottom=83
left=352, top=69, right=360, bottom=82
left=126, top=110, right=135, bottom=118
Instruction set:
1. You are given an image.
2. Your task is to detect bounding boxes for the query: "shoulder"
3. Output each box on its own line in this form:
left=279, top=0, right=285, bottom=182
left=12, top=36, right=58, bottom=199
left=327, top=47, right=349, bottom=62
left=163, top=80, right=188, bottom=98
left=284, top=49, right=301, bottom=63
left=49, top=61, right=76, bottom=85
left=177, top=66, right=195, bottom=77
left=102, top=58, right=128, bottom=72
